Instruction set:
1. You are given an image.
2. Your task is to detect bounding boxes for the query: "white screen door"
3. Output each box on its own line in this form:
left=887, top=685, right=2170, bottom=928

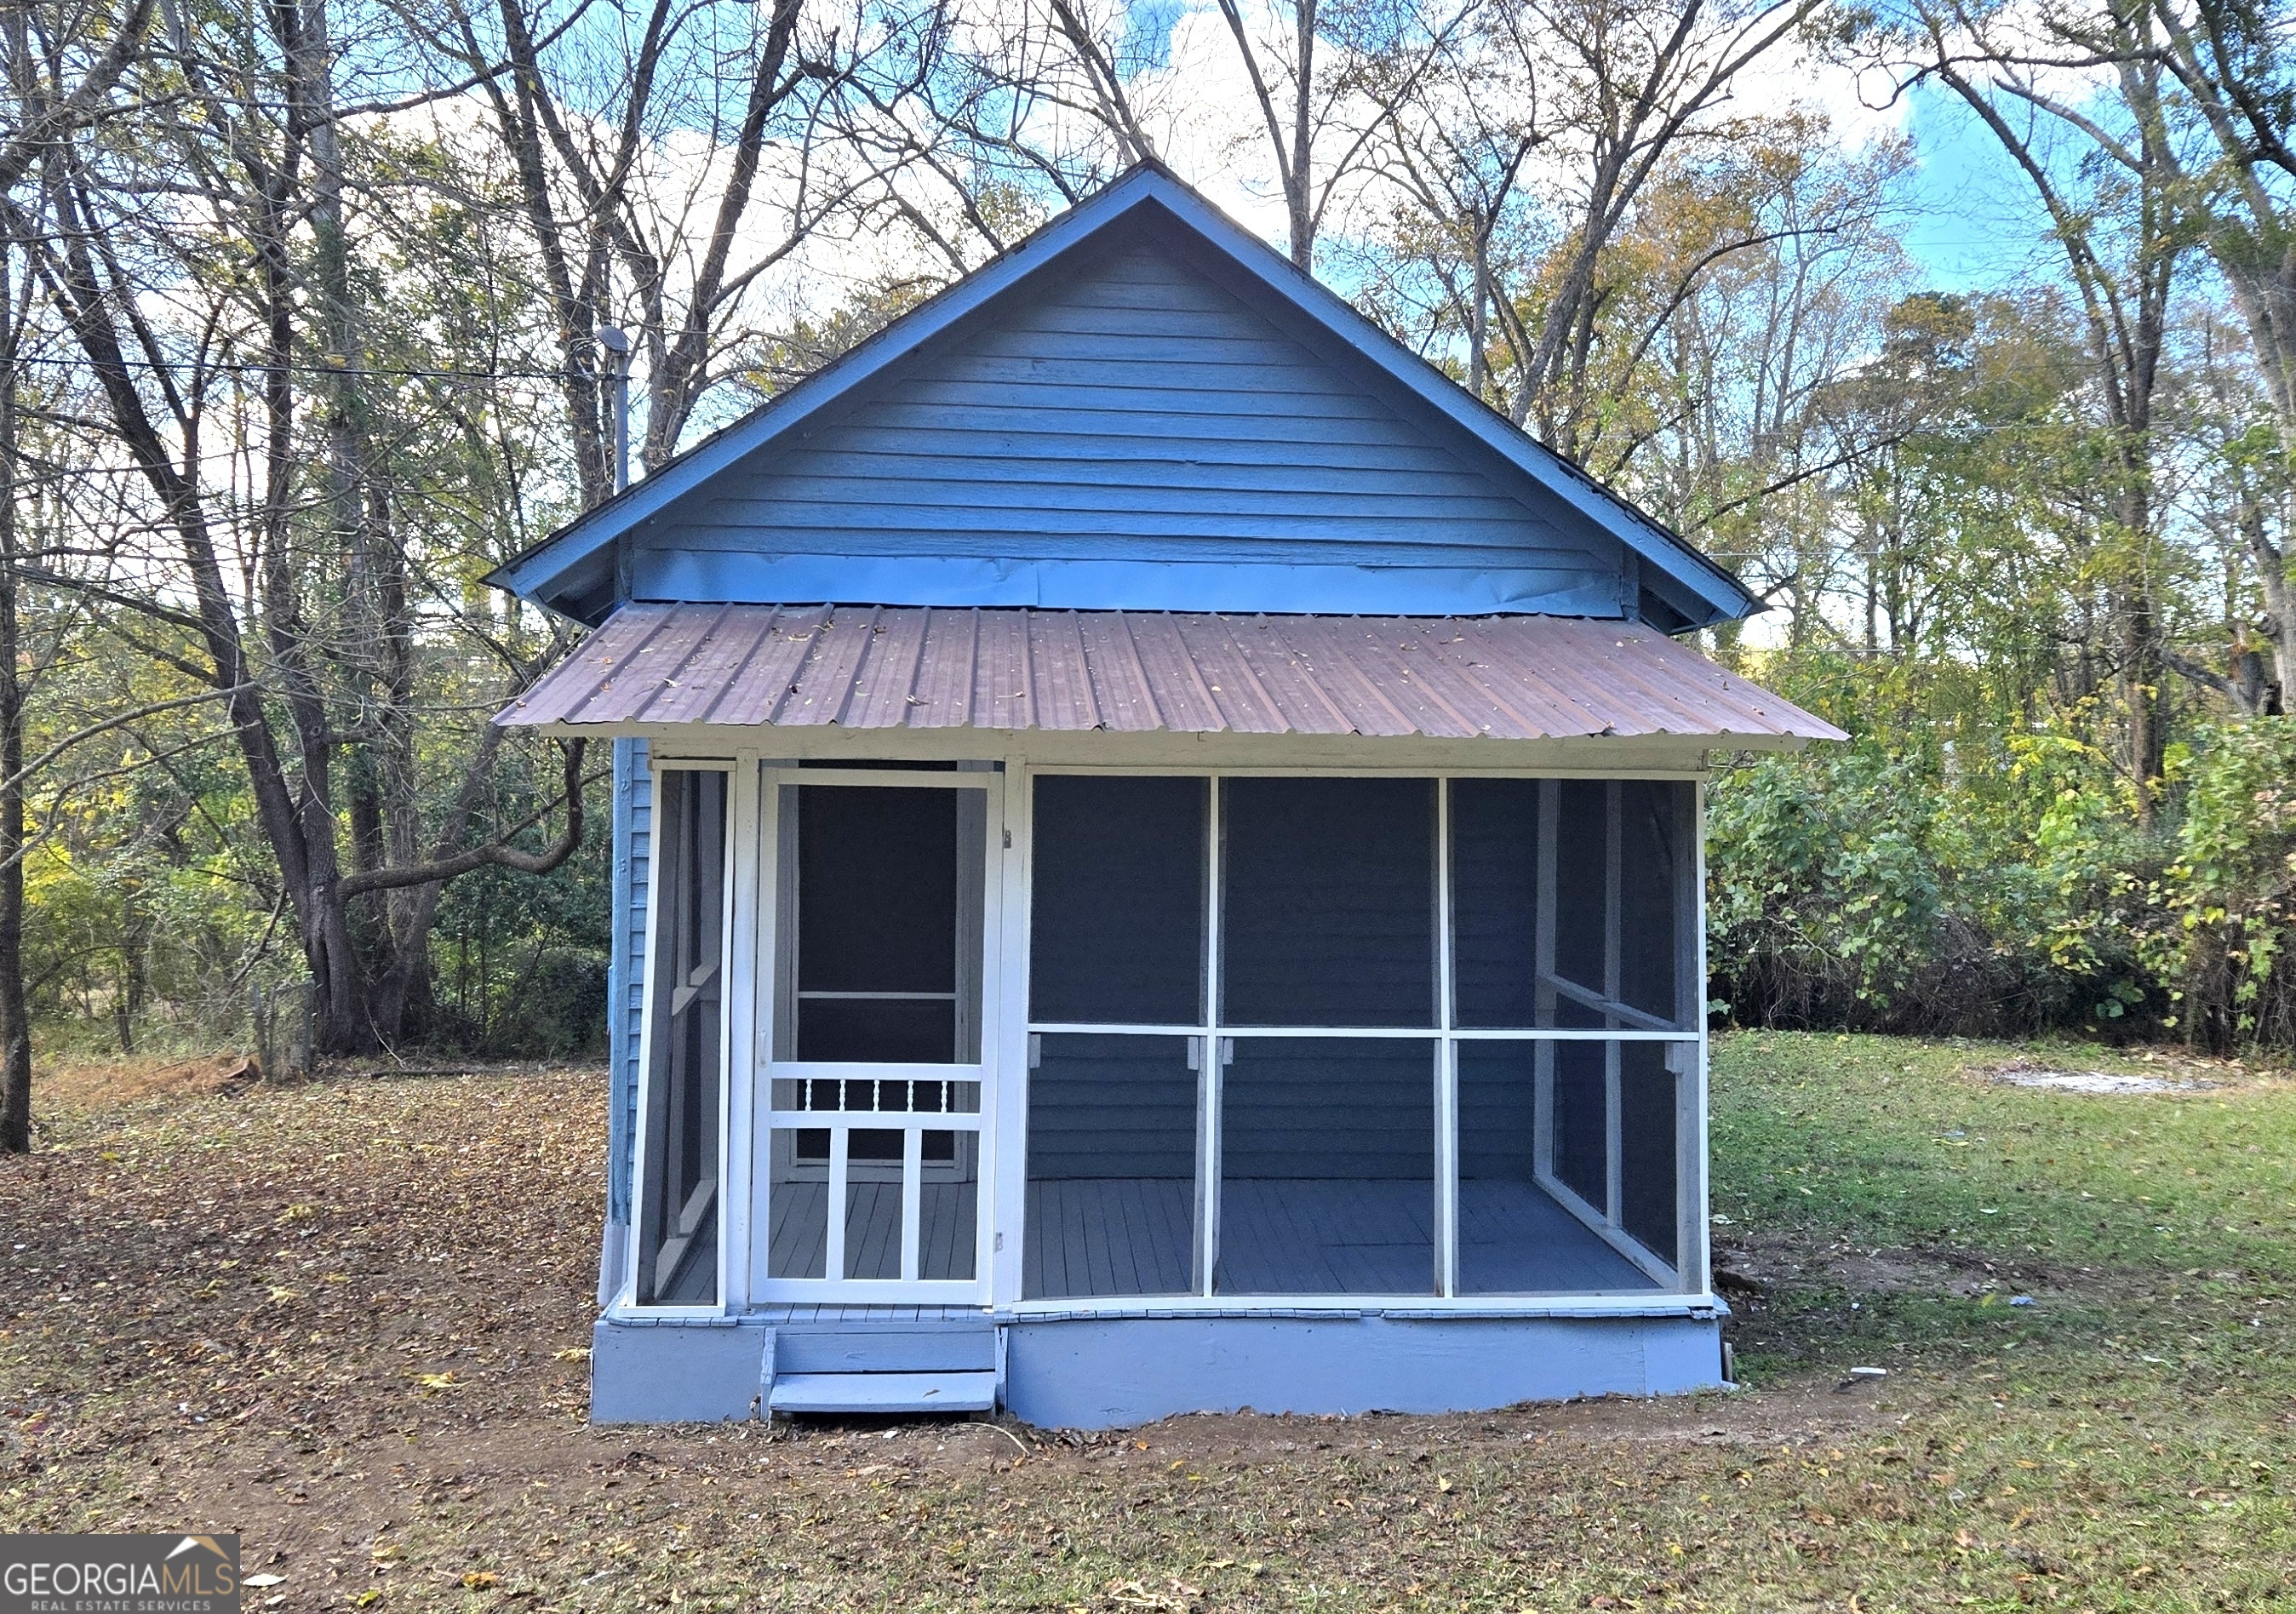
left=752, top=767, right=997, bottom=1301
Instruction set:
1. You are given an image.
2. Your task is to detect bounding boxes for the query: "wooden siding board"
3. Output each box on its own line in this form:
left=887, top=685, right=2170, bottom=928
left=692, top=480, right=1541, bottom=526
left=631, top=552, right=1625, bottom=619
left=651, top=525, right=1595, bottom=569
left=495, top=169, right=1757, bottom=631
left=838, top=400, right=1434, bottom=446
left=608, top=738, right=651, bottom=1229
left=797, top=427, right=1517, bottom=477
left=587, top=238, right=1619, bottom=613
left=749, top=449, right=1508, bottom=499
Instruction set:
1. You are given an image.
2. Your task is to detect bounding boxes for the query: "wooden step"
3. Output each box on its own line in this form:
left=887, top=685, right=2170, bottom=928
left=767, top=1370, right=999, bottom=1414
left=770, top=1324, right=997, bottom=1375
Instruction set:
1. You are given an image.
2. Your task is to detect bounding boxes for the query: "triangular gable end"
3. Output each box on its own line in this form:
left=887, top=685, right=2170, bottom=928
left=490, top=168, right=1754, bottom=632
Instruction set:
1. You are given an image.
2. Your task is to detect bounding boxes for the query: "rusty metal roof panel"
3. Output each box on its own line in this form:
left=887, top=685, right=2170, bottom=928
left=494, top=604, right=1845, bottom=746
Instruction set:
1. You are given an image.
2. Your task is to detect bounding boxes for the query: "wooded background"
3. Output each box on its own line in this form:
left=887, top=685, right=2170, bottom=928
left=1, top=0, right=2291, bottom=1148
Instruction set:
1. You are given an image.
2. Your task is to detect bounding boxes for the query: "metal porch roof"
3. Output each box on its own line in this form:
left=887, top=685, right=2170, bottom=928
left=494, top=604, right=1843, bottom=747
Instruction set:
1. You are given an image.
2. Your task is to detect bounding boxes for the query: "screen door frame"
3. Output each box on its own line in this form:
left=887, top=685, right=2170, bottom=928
left=749, top=765, right=1003, bottom=1304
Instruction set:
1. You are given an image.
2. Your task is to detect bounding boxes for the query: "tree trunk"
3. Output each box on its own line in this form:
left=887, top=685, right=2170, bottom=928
left=0, top=245, right=31, bottom=1153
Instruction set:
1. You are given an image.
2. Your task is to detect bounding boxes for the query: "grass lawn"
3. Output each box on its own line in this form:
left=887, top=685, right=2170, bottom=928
left=1, top=1033, right=2292, bottom=1611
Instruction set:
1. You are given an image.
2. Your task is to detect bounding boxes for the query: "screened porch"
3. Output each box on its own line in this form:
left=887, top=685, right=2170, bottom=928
left=1020, top=770, right=1703, bottom=1305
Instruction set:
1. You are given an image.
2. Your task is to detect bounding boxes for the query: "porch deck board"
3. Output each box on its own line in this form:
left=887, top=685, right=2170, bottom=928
left=772, top=1182, right=979, bottom=1285
left=845, top=1181, right=902, bottom=1280
left=1023, top=1176, right=1658, bottom=1300
left=769, top=1176, right=1659, bottom=1303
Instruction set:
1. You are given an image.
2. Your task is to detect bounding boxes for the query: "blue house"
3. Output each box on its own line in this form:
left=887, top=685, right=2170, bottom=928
left=492, top=163, right=1840, bottom=1428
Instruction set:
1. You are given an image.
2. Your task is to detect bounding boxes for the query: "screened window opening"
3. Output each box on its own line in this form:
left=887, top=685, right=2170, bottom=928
left=1221, top=777, right=1436, bottom=1027
left=1450, top=779, right=1693, bottom=1033
left=635, top=768, right=728, bottom=1307
left=1025, top=1034, right=1199, bottom=1298
left=1030, top=776, right=1205, bottom=1025
left=1457, top=1043, right=1663, bottom=1293
left=1022, top=771, right=1700, bottom=1306
left=1216, top=1039, right=1434, bottom=1296
left=776, top=783, right=985, bottom=1062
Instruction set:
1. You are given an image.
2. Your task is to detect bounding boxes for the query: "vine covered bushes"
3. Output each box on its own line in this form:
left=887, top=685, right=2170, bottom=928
left=1709, top=702, right=2296, bottom=1052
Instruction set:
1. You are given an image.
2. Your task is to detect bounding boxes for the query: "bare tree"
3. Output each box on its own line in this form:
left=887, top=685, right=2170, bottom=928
left=2141, top=0, right=2296, bottom=700
left=9, top=0, right=593, bottom=1056
left=1894, top=0, right=2190, bottom=822
left=418, top=0, right=939, bottom=493
left=0, top=0, right=157, bottom=1148
left=1209, top=0, right=1476, bottom=267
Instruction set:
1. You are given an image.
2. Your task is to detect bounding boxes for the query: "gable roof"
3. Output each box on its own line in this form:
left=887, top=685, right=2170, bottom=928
left=489, top=162, right=1756, bottom=631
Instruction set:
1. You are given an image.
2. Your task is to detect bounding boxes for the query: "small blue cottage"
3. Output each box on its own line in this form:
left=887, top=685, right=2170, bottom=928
left=491, top=163, right=1840, bottom=1428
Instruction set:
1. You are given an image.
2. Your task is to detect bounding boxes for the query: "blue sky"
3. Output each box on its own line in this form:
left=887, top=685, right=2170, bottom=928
left=1895, top=81, right=2068, bottom=293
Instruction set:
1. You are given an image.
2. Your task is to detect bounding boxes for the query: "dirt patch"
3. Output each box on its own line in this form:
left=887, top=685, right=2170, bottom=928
left=1988, top=1059, right=2214, bottom=1096
left=1713, top=1230, right=2099, bottom=1305
left=9, top=1060, right=2289, bottom=1611
left=1977, top=1052, right=2283, bottom=1096
left=37, top=1052, right=262, bottom=1112
left=0, top=1067, right=1930, bottom=1598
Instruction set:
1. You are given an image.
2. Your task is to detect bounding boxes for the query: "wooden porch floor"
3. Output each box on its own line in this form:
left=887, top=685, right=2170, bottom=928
left=756, top=1176, right=1663, bottom=1300
left=1023, top=1177, right=1660, bottom=1300
left=766, top=1182, right=978, bottom=1283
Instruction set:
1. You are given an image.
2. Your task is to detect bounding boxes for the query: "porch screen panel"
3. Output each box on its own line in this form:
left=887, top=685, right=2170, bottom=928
left=1216, top=1039, right=1435, bottom=1296
left=765, top=1129, right=828, bottom=1280
left=1550, top=1038, right=1607, bottom=1210
left=785, top=784, right=984, bottom=1062
left=1549, top=781, right=1609, bottom=1025
left=1451, top=779, right=1549, bottom=1027
left=1618, top=1041, right=1680, bottom=1262
left=1025, top=1034, right=1197, bottom=1299
left=634, top=768, right=727, bottom=1306
left=1457, top=1043, right=1659, bottom=1293
left=1029, top=776, right=1205, bottom=1025
left=1619, top=781, right=1691, bottom=1027
left=1220, top=777, right=1436, bottom=1027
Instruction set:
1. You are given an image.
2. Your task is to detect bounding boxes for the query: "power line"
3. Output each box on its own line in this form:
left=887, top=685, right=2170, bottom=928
left=3, top=352, right=593, bottom=384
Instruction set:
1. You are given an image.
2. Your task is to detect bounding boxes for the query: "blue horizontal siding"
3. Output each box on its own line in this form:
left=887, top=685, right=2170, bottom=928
left=625, top=243, right=1621, bottom=615
left=608, top=737, right=651, bottom=1224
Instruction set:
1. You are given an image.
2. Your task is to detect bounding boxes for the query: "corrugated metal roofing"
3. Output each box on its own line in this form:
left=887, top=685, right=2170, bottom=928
left=495, top=605, right=1844, bottom=745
